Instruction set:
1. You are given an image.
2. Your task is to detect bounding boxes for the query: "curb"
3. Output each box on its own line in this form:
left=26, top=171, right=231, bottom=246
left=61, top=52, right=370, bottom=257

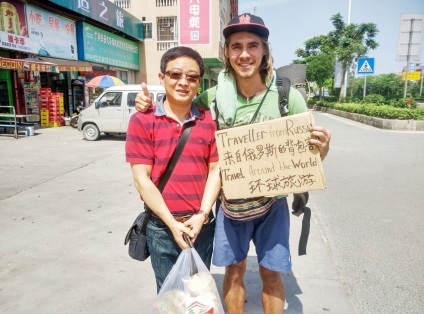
left=308, top=104, right=424, bottom=131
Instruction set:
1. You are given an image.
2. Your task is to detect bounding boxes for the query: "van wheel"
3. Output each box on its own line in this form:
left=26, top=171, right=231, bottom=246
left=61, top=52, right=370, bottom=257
left=83, top=124, right=100, bottom=141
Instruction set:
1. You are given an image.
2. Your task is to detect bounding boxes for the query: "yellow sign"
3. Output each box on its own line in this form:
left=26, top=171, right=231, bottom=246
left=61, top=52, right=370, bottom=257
left=402, top=71, right=421, bottom=81
left=215, top=112, right=326, bottom=199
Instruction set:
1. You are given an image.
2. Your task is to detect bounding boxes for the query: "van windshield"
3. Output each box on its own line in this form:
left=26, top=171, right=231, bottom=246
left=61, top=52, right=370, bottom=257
left=99, top=92, right=122, bottom=107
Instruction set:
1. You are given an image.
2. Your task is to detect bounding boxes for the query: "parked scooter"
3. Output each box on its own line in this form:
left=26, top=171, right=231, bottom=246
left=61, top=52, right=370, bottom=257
left=70, top=105, right=83, bottom=128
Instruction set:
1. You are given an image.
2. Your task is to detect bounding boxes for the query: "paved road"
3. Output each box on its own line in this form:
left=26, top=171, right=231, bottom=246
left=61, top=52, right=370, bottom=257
left=0, top=120, right=354, bottom=313
left=311, top=112, right=424, bottom=314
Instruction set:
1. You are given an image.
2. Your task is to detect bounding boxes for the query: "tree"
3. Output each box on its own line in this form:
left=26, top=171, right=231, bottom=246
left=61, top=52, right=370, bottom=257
left=295, top=13, right=379, bottom=100
left=348, top=73, right=413, bottom=99
left=327, top=13, right=379, bottom=100
left=295, top=36, right=336, bottom=99
left=306, top=54, right=335, bottom=100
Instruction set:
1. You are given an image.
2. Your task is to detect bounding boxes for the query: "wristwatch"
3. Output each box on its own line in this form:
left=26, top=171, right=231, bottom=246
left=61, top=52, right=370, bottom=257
left=197, top=210, right=209, bottom=224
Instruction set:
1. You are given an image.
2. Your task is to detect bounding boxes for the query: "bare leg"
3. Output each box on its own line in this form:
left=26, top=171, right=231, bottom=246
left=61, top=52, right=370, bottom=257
left=223, top=260, right=247, bottom=314
left=259, top=265, right=285, bottom=314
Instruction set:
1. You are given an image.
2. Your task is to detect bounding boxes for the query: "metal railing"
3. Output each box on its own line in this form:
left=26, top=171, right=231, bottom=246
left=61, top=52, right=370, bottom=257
left=156, top=0, right=177, bottom=6
left=157, top=41, right=178, bottom=51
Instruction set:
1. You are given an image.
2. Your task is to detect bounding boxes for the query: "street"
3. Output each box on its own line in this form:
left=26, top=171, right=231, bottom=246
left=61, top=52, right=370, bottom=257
left=311, top=112, right=424, bottom=313
left=0, top=110, right=423, bottom=313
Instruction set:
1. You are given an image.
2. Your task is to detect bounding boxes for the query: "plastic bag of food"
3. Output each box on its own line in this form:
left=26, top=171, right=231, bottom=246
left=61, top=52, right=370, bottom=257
left=151, top=248, right=224, bottom=314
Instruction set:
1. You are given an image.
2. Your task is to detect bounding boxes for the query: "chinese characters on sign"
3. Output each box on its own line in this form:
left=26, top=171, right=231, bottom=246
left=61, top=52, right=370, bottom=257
left=49, top=0, right=142, bottom=40
left=180, top=0, right=210, bottom=45
left=215, top=112, right=326, bottom=199
left=77, top=22, right=139, bottom=70
left=26, top=4, right=78, bottom=59
left=0, top=1, right=78, bottom=59
left=0, top=57, right=58, bottom=73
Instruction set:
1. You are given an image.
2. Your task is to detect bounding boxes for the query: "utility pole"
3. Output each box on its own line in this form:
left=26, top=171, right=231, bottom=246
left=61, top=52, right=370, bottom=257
left=342, top=0, right=352, bottom=98
left=403, top=19, right=415, bottom=98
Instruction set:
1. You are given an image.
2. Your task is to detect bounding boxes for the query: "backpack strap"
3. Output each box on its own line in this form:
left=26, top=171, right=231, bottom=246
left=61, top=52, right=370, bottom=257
left=276, top=74, right=312, bottom=256
left=276, top=75, right=291, bottom=117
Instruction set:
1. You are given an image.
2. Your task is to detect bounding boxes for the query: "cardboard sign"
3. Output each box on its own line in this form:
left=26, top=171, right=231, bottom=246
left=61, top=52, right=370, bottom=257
left=215, top=112, right=326, bottom=199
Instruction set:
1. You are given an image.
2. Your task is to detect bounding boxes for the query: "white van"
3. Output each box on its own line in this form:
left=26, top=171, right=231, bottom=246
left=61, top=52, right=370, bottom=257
left=77, top=84, right=165, bottom=141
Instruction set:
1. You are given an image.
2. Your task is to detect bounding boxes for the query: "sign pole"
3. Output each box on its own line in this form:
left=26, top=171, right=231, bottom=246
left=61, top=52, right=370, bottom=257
left=363, top=76, right=367, bottom=98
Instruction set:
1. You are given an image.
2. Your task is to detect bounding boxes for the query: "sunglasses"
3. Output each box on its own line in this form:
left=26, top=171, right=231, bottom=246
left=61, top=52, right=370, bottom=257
left=164, top=71, right=201, bottom=83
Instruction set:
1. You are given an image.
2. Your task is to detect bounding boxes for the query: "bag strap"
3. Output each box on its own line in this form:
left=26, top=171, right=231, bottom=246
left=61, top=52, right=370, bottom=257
left=292, top=192, right=310, bottom=255
left=144, top=122, right=194, bottom=221
left=276, top=74, right=291, bottom=117
left=157, top=122, right=193, bottom=192
left=249, top=81, right=273, bottom=124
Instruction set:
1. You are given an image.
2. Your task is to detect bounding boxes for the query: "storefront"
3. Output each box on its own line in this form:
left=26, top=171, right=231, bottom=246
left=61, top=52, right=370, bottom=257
left=0, top=0, right=142, bottom=126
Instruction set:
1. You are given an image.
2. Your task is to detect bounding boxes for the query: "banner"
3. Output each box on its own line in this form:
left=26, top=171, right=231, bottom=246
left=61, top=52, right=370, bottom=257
left=180, top=0, right=210, bottom=45
left=48, top=0, right=143, bottom=40
left=215, top=112, right=326, bottom=199
left=77, top=21, right=139, bottom=70
left=25, top=4, right=78, bottom=59
left=0, top=56, right=58, bottom=73
left=0, top=1, right=78, bottom=59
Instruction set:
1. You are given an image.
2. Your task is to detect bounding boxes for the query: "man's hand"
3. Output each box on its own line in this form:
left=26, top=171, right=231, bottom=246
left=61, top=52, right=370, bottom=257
left=169, top=220, right=195, bottom=250
left=135, top=82, right=153, bottom=112
left=309, top=126, right=331, bottom=161
left=183, top=213, right=207, bottom=244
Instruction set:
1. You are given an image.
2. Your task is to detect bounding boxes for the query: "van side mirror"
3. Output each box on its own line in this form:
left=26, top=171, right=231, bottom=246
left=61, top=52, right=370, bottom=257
left=94, top=102, right=99, bottom=109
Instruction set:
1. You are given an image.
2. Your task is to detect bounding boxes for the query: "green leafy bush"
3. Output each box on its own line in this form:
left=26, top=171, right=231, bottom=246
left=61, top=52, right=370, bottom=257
left=361, top=94, right=386, bottom=105
left=314, top=101, right=424, bottom=120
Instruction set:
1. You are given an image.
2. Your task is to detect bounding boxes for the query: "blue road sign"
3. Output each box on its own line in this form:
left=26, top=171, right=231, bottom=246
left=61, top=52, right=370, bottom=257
left=357, top=58, right=375, bottom=74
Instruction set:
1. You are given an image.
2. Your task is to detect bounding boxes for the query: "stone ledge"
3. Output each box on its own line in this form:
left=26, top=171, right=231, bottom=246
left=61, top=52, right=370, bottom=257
left=309, top=104, right=424, bottom=131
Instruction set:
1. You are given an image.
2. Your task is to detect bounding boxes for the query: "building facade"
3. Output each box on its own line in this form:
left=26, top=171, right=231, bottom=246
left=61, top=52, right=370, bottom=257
left=114, top=0, right=238, bottom=91
left=0, top=0, right=238, bottom=129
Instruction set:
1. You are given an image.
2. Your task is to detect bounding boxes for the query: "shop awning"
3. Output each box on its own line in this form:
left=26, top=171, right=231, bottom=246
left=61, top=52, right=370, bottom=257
left=0, top=57, right=59, bottom=73
left=39, top=57, right=93, bottom=72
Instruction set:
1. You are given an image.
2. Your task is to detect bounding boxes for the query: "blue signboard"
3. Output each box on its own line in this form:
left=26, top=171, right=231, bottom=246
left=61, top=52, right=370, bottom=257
left=357, top=58, right=375, bottom=75
left=48, top=0, right=143, bottom=40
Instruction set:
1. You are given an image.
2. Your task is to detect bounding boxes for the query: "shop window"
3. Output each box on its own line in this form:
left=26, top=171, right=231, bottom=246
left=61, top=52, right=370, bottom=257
left=143, top=23, right=153, bottom=40
left=157, top=17, right=178, bottom=51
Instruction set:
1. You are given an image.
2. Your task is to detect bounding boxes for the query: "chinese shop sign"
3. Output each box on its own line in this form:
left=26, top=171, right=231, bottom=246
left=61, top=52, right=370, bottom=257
left=48, top=0, right=143, bottom=40
left=0, top=1, right=78, bottom=59
left=180, top=0, right=210, bottom=45
left=77, top=21, right=139, bottom=70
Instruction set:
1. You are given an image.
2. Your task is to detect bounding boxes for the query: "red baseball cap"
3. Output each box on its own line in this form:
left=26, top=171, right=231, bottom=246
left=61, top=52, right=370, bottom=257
left=223, top=13, right=269, bottom=39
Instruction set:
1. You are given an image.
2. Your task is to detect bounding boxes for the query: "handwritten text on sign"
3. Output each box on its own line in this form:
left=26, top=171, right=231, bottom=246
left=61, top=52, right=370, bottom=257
left=215, top=112, right=326, bottom=199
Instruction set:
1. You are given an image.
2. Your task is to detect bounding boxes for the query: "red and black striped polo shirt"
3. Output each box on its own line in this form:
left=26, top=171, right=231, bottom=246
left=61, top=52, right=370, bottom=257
left=125, top=100, right=218, bottom=215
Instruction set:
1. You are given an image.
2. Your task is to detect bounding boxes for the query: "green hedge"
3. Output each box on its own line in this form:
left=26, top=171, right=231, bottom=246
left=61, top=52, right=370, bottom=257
left=312, top=101, right=424, bottom=120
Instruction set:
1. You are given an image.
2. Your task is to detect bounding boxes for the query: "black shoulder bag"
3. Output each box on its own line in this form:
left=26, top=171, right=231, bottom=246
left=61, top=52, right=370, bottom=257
left=124, top=122, right=193, bottom=261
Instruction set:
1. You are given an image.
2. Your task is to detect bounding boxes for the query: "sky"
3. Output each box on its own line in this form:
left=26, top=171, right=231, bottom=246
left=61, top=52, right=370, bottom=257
left=239, top=0, right=424, bottom=75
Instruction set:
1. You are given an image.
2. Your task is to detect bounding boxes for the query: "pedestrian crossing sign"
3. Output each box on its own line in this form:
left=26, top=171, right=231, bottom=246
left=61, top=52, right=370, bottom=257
left=357, top=58, right=375, bottom=74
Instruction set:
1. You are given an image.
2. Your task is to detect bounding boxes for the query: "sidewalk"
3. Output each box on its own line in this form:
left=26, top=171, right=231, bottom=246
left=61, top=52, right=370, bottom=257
left=0, top=127, right=354, bottom=313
